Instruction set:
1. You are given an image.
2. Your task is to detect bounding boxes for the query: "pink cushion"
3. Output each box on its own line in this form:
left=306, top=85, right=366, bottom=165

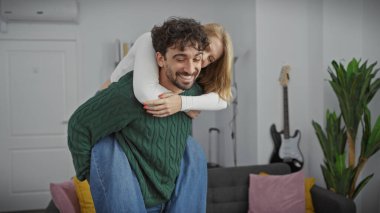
left=50, top=180, right=80, bottom=213
left=248, top=170, right=305, bottom=213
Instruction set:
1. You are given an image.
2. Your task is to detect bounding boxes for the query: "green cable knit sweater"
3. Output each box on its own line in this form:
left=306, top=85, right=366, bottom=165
left=68, top=72, right=202, bottom=207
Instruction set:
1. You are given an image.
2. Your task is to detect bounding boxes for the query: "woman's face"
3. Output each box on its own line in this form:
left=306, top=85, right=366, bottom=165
left=202, top=36, right=224, bottom=68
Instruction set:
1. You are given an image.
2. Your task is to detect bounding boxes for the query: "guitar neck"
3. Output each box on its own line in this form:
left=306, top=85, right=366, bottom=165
left=283, top=86, right=290, bottom=139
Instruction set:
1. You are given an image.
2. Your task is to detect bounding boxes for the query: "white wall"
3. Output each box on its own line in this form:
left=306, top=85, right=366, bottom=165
left=322, top=0, right=363, bottom=113
left=361, top=0, right=380, bottom=212
left=307, top=0, right=324, bottom=187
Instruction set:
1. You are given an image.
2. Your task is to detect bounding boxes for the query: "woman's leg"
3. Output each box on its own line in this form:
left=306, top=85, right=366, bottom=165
left=165, top=136, right=208, bottom=213
left=89, top=135, right=147, bottom=213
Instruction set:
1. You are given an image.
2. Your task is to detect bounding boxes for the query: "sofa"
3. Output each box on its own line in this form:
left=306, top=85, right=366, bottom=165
left=46, top=163, right=356, bottom=213
left=206, top=163, right=356, bottom=213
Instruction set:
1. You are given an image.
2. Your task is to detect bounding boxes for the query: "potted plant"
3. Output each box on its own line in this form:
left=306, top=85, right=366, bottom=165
left=312, top=58, right=380, bottom=199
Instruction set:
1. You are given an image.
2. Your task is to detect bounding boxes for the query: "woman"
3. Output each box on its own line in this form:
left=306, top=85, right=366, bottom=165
left=101, top=23, right=233, bottom=117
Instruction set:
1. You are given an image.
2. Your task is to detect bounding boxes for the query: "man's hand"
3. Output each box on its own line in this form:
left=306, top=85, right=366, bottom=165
left=144, top=92, right=182, bottom=117
left=185, top=110, right=201, bottom=119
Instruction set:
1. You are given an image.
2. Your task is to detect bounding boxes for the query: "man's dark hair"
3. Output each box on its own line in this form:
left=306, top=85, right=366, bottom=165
left=151, top=17, right=209, bottom=56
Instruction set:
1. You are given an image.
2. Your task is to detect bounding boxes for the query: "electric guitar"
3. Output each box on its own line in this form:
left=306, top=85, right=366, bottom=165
left=269, top=65, right=304, bottom=172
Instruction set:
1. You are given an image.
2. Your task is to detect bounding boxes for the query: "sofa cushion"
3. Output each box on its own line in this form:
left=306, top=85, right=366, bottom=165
left=248, top=170, right=305, bottom=213
left=49, top=180, right=80, bottom=213
left=305, top=177, right=316, bottom=213
left=73, top=176, right=96, bottom=213
left=259, top=172, right=315, bottom=212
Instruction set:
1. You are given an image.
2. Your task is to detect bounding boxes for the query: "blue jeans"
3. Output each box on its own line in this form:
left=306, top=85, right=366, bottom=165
left=89, top=135, right=207, bottom=213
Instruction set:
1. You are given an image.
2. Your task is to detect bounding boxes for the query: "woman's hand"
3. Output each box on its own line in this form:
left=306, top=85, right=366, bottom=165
left=100, top=79, right=111, bottom=90
left=185, top=110, right=201, bottom=119
left=144, top=92, right=182, bottom=117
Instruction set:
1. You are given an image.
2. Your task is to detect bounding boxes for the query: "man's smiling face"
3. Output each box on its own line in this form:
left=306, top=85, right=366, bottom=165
left=157, top=43, right=203, bottom=92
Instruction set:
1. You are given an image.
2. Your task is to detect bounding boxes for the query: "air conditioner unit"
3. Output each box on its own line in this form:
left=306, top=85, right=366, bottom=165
left=0, top=0, right=79, bottom=23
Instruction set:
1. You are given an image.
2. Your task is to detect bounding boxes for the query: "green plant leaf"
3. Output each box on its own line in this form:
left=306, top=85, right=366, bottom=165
left=312, top=120, right=329, bottom=157
left=347, top=58, right=358, bottom=77
left=365, top=116, right=380, bottom=157
left=335, top=167, right=354, bottom=196
left=321, top=165, right=335, bottom=191
left=335, top=154, right=346, bottom=176
left=369, top=78, right=380, bottom=102
left=360, top=107, right=371, bottom=157
left=352, top=173, right=374, bottom=199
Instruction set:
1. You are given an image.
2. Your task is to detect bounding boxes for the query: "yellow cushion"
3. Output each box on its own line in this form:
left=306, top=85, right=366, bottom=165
left=305, top=177, right=315, bottom=213
left=73, top=176, right=96, bottom=213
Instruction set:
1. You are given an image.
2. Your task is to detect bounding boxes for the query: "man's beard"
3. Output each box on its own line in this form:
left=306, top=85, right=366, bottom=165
left=166, top=68, right=199, bottom=90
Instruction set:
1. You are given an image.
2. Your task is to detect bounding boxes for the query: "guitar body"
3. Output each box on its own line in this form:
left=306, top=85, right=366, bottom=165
left=280, top=130, right=303, bottom=172
left=270, top=124, right=304, bottom=172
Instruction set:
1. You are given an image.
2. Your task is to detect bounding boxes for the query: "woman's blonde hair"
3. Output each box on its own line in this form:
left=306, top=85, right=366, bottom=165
left=198, top=23, right=233, bottom=102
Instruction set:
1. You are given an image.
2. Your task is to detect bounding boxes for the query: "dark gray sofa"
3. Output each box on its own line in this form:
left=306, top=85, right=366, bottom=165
left=46, top=163, right=355, bottom=213
left=206, top=163, right=356, bottom=213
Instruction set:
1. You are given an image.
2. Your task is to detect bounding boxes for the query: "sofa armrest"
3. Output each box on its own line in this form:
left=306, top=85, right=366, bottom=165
left=311, top=185, right=356, bottom=213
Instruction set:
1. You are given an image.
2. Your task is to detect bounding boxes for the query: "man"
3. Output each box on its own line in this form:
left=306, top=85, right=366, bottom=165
left=68, top=17, right=209, bottom=212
